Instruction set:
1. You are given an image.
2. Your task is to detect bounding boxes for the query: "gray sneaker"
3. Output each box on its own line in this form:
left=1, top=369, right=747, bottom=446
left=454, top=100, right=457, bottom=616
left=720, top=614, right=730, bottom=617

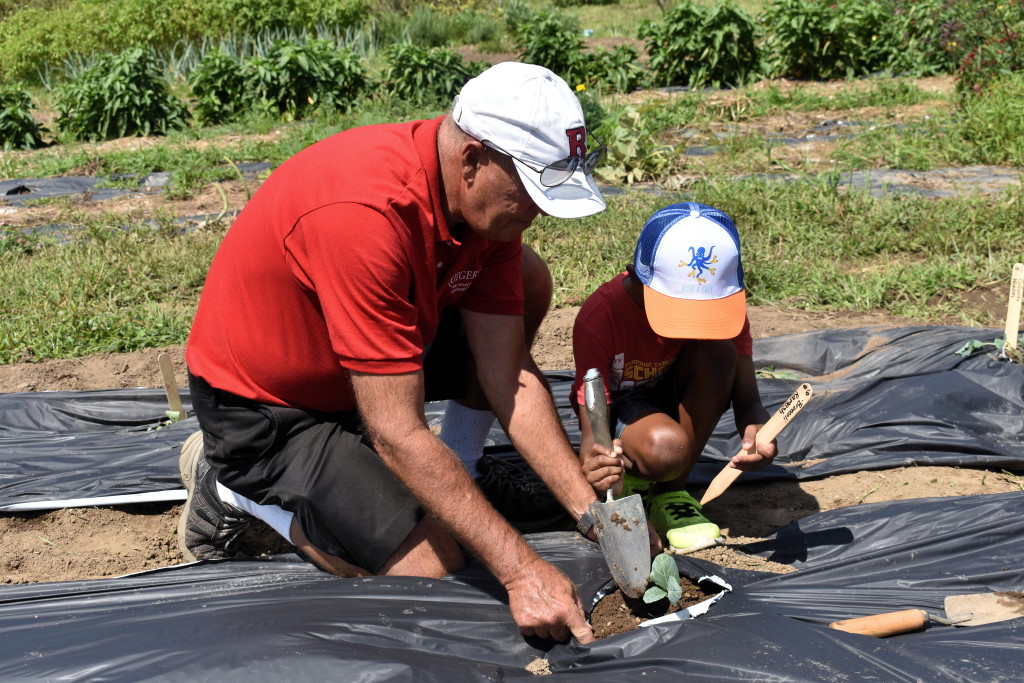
left=177, top=431, right=252, bottom=561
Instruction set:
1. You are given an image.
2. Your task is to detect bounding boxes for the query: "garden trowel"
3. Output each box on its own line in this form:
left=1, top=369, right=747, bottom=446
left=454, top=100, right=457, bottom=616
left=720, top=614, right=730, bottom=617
left=828, top=591, right=1024, bottom=636
left=583, top=368, right=650, bottom=599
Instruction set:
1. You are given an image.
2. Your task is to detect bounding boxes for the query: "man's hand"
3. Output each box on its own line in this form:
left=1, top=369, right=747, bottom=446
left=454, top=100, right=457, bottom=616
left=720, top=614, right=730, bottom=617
left=505, top=556, right=594, bottom=644
left=729, top=423, right=777, bottom=471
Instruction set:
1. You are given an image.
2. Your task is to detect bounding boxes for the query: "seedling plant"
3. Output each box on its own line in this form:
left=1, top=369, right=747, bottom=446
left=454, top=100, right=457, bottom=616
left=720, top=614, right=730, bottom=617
left=644, top=553, right=682, bottom=606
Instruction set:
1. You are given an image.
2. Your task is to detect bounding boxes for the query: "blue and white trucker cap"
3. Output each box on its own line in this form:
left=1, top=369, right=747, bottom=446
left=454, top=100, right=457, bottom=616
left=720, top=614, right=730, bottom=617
left=633, top=202, right=746, bottom=339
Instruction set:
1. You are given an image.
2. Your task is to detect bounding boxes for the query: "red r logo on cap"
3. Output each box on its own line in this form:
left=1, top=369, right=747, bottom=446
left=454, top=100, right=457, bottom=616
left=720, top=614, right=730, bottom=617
left=566, top=127, right=587, bottom=157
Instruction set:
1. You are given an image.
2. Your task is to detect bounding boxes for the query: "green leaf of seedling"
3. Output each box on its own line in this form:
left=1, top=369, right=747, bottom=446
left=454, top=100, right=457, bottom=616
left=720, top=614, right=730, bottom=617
left=666, top=577, right=683, bottom=606
left=756, top=365, right=801, bottom=380
left=954, top=339, right=997, bottom=357
left=648, top=553, right=681, bottom=603
left=643, top=586, right=667, bottom=604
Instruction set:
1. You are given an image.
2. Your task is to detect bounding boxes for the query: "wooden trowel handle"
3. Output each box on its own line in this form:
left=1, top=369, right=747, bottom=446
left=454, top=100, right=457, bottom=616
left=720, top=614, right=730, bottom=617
left=159, top=352, right=184, bottom=417
left=1004, top=262, right=1023, bottom=354
left=699, top=383, right=814, bottom=505
left=755, top=382, right=814, bottom=444
left=829, top=609, right=928, bottom=637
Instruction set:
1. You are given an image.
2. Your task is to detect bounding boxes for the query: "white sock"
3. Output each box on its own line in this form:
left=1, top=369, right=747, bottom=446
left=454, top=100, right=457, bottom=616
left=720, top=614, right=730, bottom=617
left=440, top=401, right=495, bottom=476
left=216, top=481, right=295, bottom=544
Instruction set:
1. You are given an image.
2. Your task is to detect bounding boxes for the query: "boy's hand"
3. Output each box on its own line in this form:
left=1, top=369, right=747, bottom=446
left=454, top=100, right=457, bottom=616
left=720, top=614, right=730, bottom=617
left=581, top=439, right=625, bottom=496
left=730, top=423, right=778, bottom=471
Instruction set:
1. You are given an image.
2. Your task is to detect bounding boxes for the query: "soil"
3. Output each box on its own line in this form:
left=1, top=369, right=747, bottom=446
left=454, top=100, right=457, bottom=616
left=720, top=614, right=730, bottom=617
left=590, top=576, right=718, bottom=639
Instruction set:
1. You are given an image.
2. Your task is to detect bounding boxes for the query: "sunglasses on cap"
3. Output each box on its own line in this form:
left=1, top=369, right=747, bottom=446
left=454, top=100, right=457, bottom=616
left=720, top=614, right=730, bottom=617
left=482, top=136, right=606, bottom=188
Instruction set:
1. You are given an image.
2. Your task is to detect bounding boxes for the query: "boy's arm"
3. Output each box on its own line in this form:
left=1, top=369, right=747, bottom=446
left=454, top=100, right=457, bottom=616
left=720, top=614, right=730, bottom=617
left=729, top=355, right=777, bottom=471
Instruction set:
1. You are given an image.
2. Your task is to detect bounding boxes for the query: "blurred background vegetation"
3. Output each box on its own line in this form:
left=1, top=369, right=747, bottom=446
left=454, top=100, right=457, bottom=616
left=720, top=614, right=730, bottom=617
left=2, top=0, right=1022, bottom=362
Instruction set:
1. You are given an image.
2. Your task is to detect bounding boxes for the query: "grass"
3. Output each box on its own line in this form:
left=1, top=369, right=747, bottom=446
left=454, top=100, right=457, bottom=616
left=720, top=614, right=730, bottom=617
left=528, top=176, right=1023, bottom=325
left=0, top=216, right=224, bottom=363
left=697, top=77, right=948, bottom=121
left=7, top=167, right=1017, bottom=363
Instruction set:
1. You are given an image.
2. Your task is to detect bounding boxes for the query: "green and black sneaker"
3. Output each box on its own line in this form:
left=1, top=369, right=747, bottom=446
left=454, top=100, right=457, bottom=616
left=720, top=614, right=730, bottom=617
left=649, top=489, right=723, bottom=554
left=616, top=474, right=653, bottom=507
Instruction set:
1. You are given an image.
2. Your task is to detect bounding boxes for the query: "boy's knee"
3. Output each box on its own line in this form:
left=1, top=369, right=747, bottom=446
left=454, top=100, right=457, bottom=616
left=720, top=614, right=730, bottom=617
left=632, top=423, right=692, bottom=481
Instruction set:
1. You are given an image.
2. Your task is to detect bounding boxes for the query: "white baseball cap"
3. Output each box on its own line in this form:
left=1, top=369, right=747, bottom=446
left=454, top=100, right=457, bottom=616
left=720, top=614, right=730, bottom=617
left=633, top=202, right=747, bottom=339
left=451, top=62, right=606, bottom=219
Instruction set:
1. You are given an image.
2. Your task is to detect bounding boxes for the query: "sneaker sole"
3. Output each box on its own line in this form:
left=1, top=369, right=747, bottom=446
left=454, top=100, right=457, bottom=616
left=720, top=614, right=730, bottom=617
left=176, top=430, right=206, bottom=562
left=668, top=535, right=724, bottom=555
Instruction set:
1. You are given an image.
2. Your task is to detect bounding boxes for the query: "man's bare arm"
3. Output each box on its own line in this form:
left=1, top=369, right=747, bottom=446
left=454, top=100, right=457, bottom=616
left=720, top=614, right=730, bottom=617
left=348, top=369, right=593, bottom=643
left=460, top=309, right=598, bottom=521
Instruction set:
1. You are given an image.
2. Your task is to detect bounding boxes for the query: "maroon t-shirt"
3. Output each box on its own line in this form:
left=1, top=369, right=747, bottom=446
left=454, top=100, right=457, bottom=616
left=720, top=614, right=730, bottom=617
left=571, top=272, right=752, bottom=409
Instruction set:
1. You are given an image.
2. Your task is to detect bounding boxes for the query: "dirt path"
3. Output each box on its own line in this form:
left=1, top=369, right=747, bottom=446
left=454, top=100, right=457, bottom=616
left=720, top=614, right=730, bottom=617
left=3, top=305, right=1019, bottom=585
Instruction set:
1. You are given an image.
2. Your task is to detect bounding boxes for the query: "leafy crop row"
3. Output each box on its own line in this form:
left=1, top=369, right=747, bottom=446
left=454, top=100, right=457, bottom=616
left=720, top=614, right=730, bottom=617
left=4, top=0, right=1021, bottom=92
left=1, top=38, right=484, bottom=147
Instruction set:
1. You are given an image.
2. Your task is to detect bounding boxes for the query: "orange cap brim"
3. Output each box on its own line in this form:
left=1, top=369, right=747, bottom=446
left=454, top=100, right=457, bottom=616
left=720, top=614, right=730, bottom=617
left=642, top=286, right=746, bottom=339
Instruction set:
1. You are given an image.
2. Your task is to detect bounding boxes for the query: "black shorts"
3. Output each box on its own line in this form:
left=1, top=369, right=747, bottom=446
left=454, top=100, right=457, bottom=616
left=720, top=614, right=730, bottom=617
left=187, top=310, right=470, bottom=573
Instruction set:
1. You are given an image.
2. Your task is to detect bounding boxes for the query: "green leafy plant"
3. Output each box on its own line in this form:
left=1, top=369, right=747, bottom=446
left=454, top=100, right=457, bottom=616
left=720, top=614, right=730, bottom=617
left=760, top=0, right=894, bottom=81
left=639, top=0, right=761, bottom=88
left=243, top=38, right=367, bottom=120
left=955, top=335, right=1024, bottom=362
left=575, top=87, right=609, bottom=130
left=756, top=366, right=801, bottom=380
left=880, top=0, right=959, bottom=77
left=188, top=49, right=248, bottom=126
left=943, top=1, right=1024, bottom=97
left=512, top=8, right=584, bottom=80
left=55, top=47, right=190, bottom=141
left=581, top=44, right=647, bottom=93
left=0, top=84, right=46, bottom=150
left=377, top=43, right=482, bottom=106
left=643, top=554, right=682, bottom=605
left=594, top=104, right=679, bottom=184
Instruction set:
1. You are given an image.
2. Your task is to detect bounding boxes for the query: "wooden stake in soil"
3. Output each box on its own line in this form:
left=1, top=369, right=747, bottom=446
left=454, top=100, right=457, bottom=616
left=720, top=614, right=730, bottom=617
left=158, top=352, right=184, bottom=421
left=1001, top=262, right=1023, bottom=360
left=700, top=383, right=814, bottom=506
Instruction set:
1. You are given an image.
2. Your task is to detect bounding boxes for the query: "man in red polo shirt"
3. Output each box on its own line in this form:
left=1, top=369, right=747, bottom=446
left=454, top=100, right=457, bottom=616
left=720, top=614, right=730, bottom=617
left=180, top=63, right=613, bottom=643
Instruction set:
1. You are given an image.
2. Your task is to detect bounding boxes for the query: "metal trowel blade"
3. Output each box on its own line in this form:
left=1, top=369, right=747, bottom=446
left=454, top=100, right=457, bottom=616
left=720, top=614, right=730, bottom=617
left=588, top=493, right=649, bottom=599
left=944, top=592, right=1024, bottom=626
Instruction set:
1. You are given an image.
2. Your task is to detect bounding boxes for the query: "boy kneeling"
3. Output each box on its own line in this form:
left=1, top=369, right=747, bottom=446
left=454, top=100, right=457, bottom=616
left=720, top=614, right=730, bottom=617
left=572, top=202, right=777, bottom=553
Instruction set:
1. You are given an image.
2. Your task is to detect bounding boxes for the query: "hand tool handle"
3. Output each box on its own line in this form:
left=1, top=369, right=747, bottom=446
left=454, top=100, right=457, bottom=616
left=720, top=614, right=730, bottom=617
left=829, top=609, right=928, bottom=637
left=1004, top=262, right=1023, bottom=354
left=583, top=368, right=612, bottom=449
left=158, top=352, right=184, bottom=418
left=700, top=383, right=814, bottom=505
left=755, top=382, right=814, bottom=444
left=583, top=368, right=614, bottom=502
